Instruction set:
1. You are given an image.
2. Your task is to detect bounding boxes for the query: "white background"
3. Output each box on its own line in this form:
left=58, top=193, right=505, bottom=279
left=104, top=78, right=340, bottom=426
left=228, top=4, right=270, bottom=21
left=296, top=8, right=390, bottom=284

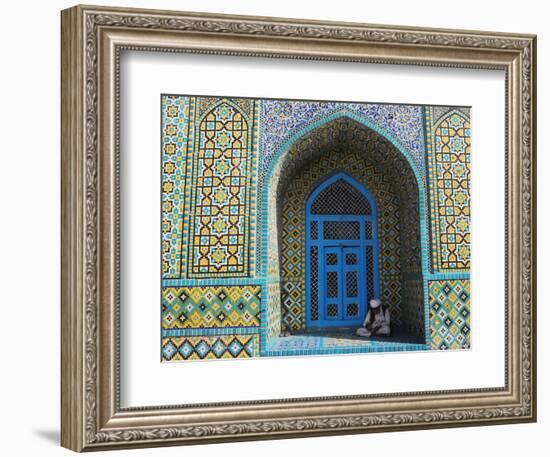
left=0, top=0, right=546, bottom=455
left=122, top=53, right=505, bottom=406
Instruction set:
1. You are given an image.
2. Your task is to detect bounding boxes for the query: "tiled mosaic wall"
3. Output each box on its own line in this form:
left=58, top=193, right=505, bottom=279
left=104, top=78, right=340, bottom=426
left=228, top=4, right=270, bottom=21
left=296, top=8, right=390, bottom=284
left=187, top=100, right=259, bottom=277
left=425, top=108, right=471, bottom=273
left=162, top=285, right=261, bottom=330
left=161, top=95, right=471, bottom=361
left=429, top=279, right=471, bottom=349
left=161, top=96, right=262, bottom=361
left=424, top=107, right=471, bottom=348
left=161, top=96, right=191, bottom=279
left=162, top=335, right=259, bottom=361
left=398, top=165, right=425, bottom=339
left=161, top=284, right=262, bottom=361
left=264, top=116, right=429, bottom=340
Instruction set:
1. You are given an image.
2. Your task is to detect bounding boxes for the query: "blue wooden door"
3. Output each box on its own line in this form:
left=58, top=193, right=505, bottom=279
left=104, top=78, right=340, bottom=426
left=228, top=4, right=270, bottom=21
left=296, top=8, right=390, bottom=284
left=322, top=244, right=364, bottom=323
left=306, top=173, right=380, bottom=328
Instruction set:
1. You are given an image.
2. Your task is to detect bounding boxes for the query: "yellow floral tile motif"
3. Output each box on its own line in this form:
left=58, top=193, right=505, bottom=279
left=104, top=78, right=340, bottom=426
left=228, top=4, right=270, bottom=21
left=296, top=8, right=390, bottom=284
left=427, top=110, right=471, bottom=271
left=162, top=335, right=258, bottom=360
left=162, top=285, right=261, bottom=329
left=429, top=279, right=470, bottom=349
left=185, top=100, right=259, bottom=277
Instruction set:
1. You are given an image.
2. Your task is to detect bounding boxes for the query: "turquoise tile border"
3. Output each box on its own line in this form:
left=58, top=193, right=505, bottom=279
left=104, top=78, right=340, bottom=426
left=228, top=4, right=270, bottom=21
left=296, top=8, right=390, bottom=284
left=163, top=327, right=259, bottom=337
left=162, top=278, right=262, bottom=287
left=161, top=95, right=193, bottom=279
left=262, top=335, right=428, bottom=357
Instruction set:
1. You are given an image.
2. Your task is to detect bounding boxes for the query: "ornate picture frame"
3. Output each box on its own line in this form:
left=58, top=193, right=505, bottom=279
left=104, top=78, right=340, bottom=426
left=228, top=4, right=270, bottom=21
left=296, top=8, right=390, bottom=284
left=61, top=4, right=537, bottom=451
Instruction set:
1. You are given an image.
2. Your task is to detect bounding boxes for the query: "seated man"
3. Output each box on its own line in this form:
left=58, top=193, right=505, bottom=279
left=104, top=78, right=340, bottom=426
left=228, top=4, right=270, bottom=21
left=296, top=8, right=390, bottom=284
left=356, top=298, right=391, bottom=337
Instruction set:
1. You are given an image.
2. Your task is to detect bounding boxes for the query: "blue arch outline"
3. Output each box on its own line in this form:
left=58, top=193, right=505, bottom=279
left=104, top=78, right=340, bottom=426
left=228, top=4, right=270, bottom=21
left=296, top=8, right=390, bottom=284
left=260, top=110, right=430, bottom=344
left=305, top=171, right=381, bottom=327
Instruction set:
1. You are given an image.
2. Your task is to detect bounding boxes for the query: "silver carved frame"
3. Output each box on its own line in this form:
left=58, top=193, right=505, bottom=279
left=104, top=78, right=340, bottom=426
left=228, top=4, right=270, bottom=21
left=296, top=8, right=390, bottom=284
left=61, top=4, right=537, bottom=452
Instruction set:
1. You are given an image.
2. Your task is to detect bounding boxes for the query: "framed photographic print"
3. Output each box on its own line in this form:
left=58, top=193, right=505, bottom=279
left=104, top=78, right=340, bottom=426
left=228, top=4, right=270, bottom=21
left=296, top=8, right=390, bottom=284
left=61, top=4, right=537, bottom=452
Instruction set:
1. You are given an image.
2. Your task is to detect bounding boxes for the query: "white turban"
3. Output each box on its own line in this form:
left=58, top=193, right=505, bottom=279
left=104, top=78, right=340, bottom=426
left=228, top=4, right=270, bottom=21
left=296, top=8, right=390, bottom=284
left=370, top=298, right=382, bottom=308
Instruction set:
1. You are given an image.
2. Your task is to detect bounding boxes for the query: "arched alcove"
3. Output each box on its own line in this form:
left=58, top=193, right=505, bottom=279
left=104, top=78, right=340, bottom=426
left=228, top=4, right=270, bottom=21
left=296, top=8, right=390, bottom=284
left=264, top=116, right=426, bottom=345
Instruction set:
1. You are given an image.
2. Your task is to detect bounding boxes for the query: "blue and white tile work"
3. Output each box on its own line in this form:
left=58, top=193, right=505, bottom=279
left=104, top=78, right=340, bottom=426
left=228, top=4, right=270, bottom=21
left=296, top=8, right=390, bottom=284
left=259, top=100, right=426, bottom=178
left=161, top=94, right=471, bottom=362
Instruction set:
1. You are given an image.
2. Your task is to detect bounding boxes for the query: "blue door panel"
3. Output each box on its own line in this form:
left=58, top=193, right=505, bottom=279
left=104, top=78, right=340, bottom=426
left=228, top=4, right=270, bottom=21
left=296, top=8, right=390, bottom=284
left=343, top=246, right=363, bottom=321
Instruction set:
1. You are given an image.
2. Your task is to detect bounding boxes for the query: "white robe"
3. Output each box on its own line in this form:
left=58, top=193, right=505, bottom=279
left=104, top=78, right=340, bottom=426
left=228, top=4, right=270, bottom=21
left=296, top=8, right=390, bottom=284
left=356, top=305, right=391, bottom=337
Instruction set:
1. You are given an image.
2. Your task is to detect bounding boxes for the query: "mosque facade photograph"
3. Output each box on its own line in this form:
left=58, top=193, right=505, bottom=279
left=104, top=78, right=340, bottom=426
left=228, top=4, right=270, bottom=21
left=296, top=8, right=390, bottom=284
left=160, top=95, right=471, bottom=362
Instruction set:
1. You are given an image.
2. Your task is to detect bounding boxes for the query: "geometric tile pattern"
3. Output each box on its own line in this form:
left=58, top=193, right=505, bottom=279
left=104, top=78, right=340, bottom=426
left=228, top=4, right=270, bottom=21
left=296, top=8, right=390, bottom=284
left=427, top=109, right=471, bottom=271
left=161, top=95, right=193, bottom=278
left=196, top=96, right=256, bottom=120
left=161, top=285, right=261, bottom=329
left=266, top=280, right=282, bottom=337
left=429, top=279, right=471, bottom=350
left=401, top=276, right=425, bottom=339
left=160, top=97, right=261, bottom=362
left=160, top=95, right=472, bottom=360
left=399, top=166, right=425, bottom=340
left=186, top=100, right=259, bottom=277
left=280, top=151, right=402, bottom=330
left=259, top=100, right=426, bottom=177
left=161, top=335, right=259, bottom=361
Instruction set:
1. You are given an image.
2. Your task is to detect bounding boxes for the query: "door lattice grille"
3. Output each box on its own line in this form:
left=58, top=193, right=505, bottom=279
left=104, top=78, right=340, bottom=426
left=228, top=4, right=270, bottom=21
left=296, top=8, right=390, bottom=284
left=311, top=178, right=372, bottom=215
left=310, top=220, right=318, bottom=239
left=327, top=303, right=338, bottom=317
left=365, top=221, right=373, bottom=239
left=347, top=303, right=359, bottom=317
left=346, top=271, right=358, bottom=297
left=326, top=253, right=338, bottom=265
left=327, top=271, right=338, bottom=298
left=323, top=221, right=360, bottom=240
left=310, top=247, right=319, bottom=321
left=346, top=253, right=357, bottom=265
left=366, top=245, right=374, bottom=300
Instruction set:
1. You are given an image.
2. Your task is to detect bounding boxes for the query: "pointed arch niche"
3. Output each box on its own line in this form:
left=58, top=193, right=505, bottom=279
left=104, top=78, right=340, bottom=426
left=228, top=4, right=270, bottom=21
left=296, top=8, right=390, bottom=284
left=263, top=116, right=427, bottom=352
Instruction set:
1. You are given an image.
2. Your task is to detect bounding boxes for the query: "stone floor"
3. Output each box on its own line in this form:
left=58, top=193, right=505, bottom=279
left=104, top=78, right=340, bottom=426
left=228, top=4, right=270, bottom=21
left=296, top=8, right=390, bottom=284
left=263, top=326, right=427, bottom=357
